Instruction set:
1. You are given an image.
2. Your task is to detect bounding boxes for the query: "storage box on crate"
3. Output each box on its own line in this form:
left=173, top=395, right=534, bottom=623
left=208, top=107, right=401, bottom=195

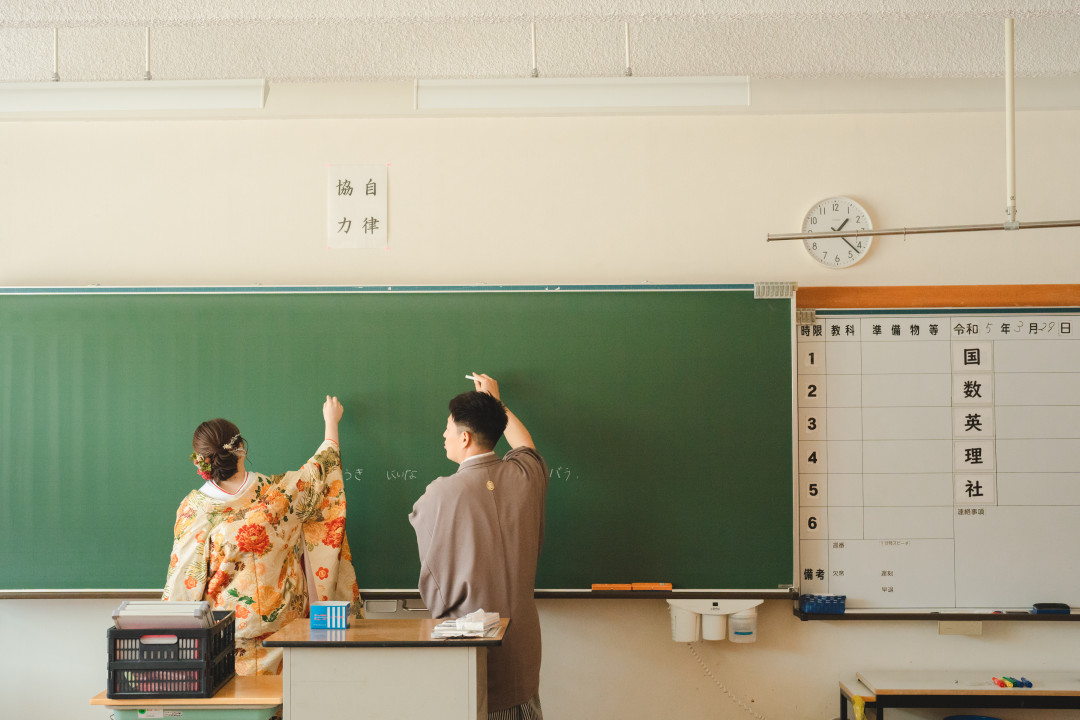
left=310, top=601, right=350, bottom=629
left=107, top=610, right=236, bottom=699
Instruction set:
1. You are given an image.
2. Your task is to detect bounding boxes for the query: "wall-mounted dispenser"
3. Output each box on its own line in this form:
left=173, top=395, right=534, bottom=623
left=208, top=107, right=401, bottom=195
left=666, top=599, right=764, bottom=642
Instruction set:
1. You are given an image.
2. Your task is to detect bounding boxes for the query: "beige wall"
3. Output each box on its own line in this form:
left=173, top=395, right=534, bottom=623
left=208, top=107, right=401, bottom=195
left=2, top=107, right=1079, bottom=719
left=3, top=111, right=1079, bottom=288
left=6, top=597, right=1080, bottom=719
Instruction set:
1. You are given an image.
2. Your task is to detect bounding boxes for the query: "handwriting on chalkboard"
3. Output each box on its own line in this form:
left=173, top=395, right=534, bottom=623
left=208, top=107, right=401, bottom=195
left=549, top=466, right=574, bottom=482
left=341, top=466, right=576, bottom=483
left=342, top=468, right=419, bottom=483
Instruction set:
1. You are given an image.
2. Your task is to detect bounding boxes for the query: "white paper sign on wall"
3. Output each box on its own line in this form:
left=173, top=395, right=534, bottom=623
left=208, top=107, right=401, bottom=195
left=327, top=164, right=388, bottom=249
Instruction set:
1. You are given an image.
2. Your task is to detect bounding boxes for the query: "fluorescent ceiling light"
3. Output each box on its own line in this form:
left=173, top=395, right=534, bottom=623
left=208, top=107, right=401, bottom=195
left=0, top=79, right=268, bottom=113
left=415, top=76, right=749, bottom=111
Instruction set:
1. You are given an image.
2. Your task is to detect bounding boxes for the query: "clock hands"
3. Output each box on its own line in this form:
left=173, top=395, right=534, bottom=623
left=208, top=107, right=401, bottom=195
left=830, top=217, right=860, bottom=253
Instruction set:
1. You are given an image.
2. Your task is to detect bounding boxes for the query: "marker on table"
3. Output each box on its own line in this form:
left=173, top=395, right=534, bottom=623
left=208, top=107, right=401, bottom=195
left=992, top=677, right=1007, bottom=688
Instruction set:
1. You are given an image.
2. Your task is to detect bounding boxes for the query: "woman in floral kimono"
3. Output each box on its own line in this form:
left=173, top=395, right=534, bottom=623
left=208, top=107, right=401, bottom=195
left=163, top=395, right=361, bottom=675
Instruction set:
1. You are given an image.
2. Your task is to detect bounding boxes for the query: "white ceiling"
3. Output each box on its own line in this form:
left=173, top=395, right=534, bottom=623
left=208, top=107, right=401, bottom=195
left=3, top=1, right=1080, bottom=83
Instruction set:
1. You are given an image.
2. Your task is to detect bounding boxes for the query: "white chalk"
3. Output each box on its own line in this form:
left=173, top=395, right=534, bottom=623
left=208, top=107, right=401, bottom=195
left=465, top=374, right=480, bottom=381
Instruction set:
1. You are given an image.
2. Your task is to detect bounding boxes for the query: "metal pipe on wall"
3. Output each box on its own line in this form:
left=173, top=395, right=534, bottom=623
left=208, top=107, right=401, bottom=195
left=767, top=18, right=1078, bottom=244
left=1005, top=18, right=1018, bottom=227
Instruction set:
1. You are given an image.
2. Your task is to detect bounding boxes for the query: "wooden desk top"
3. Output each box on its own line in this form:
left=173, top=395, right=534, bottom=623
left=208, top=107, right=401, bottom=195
left=856, top=670, right=1080, bottom=697
left=90, top=675, right=282, bottom=707
left=263, top=617, right=509, bottom=648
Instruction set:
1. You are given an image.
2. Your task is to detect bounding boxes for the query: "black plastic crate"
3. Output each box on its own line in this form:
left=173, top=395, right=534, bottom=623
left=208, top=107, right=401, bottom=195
left=107, top=609, right=236, bottom=698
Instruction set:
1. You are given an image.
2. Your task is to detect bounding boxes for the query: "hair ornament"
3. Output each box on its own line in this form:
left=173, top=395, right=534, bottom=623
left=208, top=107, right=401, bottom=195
left=190, top=452, right=213, bottom=480
left=223, top=433, right=246, bottom=457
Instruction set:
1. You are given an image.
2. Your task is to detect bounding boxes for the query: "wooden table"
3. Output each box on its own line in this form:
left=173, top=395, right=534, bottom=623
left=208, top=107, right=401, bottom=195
left=91, top=675, right=283, bottom=714
left=264, top=617, right=508, bottom=720
left=841, top=671, right=1080, bottom=720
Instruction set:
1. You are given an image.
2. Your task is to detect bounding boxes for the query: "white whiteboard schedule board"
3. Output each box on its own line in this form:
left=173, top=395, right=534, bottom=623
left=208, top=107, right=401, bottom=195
left=797, top=310, right=1080, bottom=610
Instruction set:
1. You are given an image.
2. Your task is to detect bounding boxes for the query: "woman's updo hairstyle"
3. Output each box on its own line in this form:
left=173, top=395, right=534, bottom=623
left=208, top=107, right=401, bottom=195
left=192, top=418, right=247, bottom=483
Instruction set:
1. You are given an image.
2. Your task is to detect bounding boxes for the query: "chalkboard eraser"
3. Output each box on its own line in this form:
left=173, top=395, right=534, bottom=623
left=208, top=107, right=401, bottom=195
left=631, top=582, right=673, bottom=591
left=591, top=583, right=633, bottom=591
left=1031, top=603, right=1071, bottom=614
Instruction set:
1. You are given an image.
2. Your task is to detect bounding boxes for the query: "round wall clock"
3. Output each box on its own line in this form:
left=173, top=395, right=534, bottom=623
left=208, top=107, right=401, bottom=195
left=802, top=196, right=873, bottom=268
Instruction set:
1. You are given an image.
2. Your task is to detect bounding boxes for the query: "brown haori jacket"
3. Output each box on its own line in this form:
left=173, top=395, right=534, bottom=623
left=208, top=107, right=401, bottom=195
left=409, top=447, right=548, bottom=712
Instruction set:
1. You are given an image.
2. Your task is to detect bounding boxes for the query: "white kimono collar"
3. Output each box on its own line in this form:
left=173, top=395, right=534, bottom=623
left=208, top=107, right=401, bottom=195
left=199, top=472, right=253, bottom=501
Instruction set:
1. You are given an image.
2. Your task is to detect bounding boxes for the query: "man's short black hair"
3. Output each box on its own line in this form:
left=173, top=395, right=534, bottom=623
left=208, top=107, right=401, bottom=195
left=449, top=391, right=508, bottom=450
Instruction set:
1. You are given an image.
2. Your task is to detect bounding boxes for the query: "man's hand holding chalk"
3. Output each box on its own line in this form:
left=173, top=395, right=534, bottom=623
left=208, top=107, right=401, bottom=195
left=466, top=373, right=500, bottom=400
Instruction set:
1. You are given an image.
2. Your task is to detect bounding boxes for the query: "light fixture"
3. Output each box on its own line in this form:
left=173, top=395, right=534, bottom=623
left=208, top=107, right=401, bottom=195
left=0, top=27, right=268, bottom=114
left=416, top=22, right=748, bottom=112
left=0, top=79, right=269, bottom=113
left=415, top=76, right=750, bottom=111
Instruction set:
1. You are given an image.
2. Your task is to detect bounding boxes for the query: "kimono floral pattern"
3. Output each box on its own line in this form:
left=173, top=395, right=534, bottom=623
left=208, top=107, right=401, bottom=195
left=163, top=439, right=361, bottom=675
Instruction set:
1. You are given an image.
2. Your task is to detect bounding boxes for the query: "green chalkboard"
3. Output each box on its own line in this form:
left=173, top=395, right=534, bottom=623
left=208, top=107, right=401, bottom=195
left=0, top=287, right=793, bottom=592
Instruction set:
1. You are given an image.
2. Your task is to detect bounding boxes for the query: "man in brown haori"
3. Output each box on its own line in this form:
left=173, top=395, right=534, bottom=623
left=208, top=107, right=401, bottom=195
left=409, top=373, right=548, bottom=719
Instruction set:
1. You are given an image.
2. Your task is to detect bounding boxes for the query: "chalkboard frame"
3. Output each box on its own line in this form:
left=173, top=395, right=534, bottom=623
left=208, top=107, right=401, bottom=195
left=0, top=284, right=798, bottom=599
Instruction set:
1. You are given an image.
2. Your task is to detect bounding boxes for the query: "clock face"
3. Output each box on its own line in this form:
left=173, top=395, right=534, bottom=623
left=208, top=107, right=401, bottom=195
left=801, top=196, right=873, bottom=268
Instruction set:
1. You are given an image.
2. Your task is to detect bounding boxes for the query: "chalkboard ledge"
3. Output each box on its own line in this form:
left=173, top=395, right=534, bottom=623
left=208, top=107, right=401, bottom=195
left=0, top=589, right=162, bottom=600
left=360, top=589, right=798, bottom=601
left=1, top=588, right=801, bottom=601
left=2, top=591, right=803, bottom=604
left=537, top=589, right=797, bottom=600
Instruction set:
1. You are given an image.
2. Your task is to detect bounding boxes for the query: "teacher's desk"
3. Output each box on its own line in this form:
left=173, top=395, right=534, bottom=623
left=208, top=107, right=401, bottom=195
left=264, top=617, right=509, bottom=720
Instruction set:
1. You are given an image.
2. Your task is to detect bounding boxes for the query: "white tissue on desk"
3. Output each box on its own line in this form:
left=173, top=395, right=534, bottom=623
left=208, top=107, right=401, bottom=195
left=431, top=609, right=500, bottom=638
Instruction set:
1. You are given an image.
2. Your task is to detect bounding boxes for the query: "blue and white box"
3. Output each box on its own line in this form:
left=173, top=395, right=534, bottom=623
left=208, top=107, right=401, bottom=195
left=310, top=601, right=350, bottom=629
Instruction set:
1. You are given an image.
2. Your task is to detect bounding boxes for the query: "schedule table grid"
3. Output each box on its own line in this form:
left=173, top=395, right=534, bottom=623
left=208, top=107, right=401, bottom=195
left=797, top=312, right=1080, bottom=609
